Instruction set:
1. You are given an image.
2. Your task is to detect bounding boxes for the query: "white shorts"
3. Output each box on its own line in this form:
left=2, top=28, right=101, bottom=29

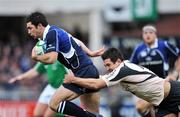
left=38, top=84, right=56, bottom=104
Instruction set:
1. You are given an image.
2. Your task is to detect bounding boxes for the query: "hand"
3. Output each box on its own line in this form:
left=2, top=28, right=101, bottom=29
left=64, top=71, right=75, bottom=84
left=95, top=46, right=106, bottom=56
left=165, top=74, right=177, bottom=81
left=8, top=76, right=21, bottom=84
left=31, top=46, right=38, bottom=60
left=174, top=57, right=180, bottom=72
left=91, top=46, right=106, bottom=57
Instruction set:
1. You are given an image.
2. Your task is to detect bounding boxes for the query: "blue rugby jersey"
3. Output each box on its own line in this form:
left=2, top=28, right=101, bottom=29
left=130, top=39, right=180, bottom=78
left=43, top=25, right=93, bottom=73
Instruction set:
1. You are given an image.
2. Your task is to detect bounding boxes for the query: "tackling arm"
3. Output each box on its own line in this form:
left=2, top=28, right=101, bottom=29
left=64, top=71, right=107, bottom=90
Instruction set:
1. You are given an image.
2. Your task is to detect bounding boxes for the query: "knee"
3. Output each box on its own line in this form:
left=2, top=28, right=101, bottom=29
left=33, top=111, right=43, bottom=117
left=136, top=103, right=147, bottom=113
left=33, top=106, right=44, bottom=117
left=80, top=93, right=100, bottom=113
left=49, top=98, right=59, bottom=112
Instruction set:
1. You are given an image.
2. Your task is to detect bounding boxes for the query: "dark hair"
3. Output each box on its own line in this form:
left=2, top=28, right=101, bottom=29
left=101, top=48, right=124, bottom=63
left=26, top=12, right=48, bottom=27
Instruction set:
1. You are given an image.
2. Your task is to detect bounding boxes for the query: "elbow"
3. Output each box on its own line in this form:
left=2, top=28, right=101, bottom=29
left=47, top=52, right=58, bottom=64
left=91, top=84, right=101, bottom=90
left=47, top=58, right=56, bottom=64
left=91, top=80, right=106, bottom=90
left=44, top=58, right=56, bottom=64
left=31, top=55, right=37, bottom=61
left=93, top=86, right=100, bottom=90
left=45, top=54, right=57, bottom=64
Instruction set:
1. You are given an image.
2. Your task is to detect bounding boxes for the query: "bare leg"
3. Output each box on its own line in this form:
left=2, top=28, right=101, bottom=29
left=164, top=113, right=177, bottom=117
left=34, top=103, right=48, bottom=117
left=44, top=107, right=65, bottom=117
left=136, top=98, right=153, bottom=117
left=80, top=92, right=100, bottom=113
left=49, top=86, right=79, bottom=111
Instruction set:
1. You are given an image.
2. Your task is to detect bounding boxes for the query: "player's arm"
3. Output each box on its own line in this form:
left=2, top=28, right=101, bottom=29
left=64, top=71, right=107, bottom=90
left=166, top=57, right=180, bottom=81
left=32, top=47, right=58, bottom=64
left=32, top=30, right=58, bottom=64
left=165, top=42, right=180, bottom=80
left=74, top=38, right=105, bottom=57
left=174, top=57, right=180, bottom=72
left=9, top=68, right=39, bottom=83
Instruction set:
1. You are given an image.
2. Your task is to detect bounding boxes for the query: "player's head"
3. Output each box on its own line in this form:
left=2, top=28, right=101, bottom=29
left=26, top=12, right=48, bottom=27
left=101, top=48, right=124, bottom=72
left=26, top=12, right=48, bottom=39
left=142, top=24, right=157, bottom=46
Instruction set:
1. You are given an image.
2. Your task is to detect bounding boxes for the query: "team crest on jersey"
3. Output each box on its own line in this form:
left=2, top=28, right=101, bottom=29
left=140, top=51, right=147, bottom=57
left=150, top=50, right=157, bottom=56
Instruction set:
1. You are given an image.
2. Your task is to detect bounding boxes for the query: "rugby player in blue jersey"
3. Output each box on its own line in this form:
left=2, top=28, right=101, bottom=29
left=130, top=25, right=180, bottom=117
left=26, top=12, right=104, bottom=117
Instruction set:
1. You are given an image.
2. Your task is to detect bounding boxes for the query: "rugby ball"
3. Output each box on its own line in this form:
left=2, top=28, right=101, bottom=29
left=34, top=40, right=45, bottom=55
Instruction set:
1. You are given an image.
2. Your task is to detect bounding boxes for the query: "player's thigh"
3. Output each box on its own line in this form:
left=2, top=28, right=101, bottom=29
left=44, top=107, right=63, bottom=117
left=34, top=103, right=48, bottom=117
left=156, top=107, right=178, bottom=117
left=50, top=85, right=79, bottom=109
left=163, top=113, right=177, bottom=117
left=136, top=98, right=152, bottom=111
left=80, top=92, right=100, bottom=113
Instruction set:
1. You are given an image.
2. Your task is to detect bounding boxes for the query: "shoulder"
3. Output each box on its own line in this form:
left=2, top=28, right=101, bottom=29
left=46, top=29, right=57, bottom=37
left=134, top=42, right=146, bottom=51
left=49, top=26, right=68, bottom=34
left=158, top=39, right=167, bottom=44
left=47, top=26, right=63, bottom=35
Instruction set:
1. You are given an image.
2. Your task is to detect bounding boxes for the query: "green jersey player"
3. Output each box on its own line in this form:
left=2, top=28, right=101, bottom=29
left=9, top=61, right=67, bottom=117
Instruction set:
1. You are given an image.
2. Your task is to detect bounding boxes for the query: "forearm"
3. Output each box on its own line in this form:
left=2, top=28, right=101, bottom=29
left=75, top=38, right=104, bottom=57
left=71, top=77, right=105, bottom=90
left=71, top=77, right=98, bottom=89
left=76, top=39, right=93, bottom=56
left=32, top=55, right=52, bottom=64
left=171, top=57, right=180, bottom=79
left=32, top=52, right=57, bottom=64
left=17, top=69, right=38, bottom=80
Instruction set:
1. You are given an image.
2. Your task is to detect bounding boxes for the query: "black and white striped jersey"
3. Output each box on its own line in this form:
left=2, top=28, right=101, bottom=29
left=100, top=60, right=165, bottom=105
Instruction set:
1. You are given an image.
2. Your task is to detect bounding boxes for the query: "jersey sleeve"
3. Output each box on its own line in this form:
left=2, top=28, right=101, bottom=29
left=46, top=30, right=58, bottom=53
left=100, top=66, right=123, bottom=87
left=100, top=75, right=111, bottom=87
left=130, top=46, right=139, bottom=64
left=34, top=62, right=46, bottom=73
left=46, top=29, right=72, bottom=54
left=165, top=41, right=180, bottom=58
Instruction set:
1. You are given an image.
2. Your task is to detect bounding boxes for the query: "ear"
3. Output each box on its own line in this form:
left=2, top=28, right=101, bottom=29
left=37, top=23, right=43, bottom=27
left=117, top=58, right=122, bottom=63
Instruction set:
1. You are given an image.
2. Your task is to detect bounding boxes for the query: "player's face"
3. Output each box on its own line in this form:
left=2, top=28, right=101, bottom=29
left=103, top=58, right=120, bottom=72
left=26, top=22, right=42, bottom=39
left=143, top=30, right=157, bottom=46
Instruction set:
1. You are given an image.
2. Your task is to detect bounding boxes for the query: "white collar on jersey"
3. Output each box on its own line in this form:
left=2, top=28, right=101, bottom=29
left=43, top=25, right=50, bottom=40
left=148, top=38, right=158, bottom=49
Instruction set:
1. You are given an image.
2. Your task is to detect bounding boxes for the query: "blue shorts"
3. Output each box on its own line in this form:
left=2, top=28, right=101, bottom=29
left=156, top=81, right=180, bottom=117
left=63, top=64, right=99, bottom=94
